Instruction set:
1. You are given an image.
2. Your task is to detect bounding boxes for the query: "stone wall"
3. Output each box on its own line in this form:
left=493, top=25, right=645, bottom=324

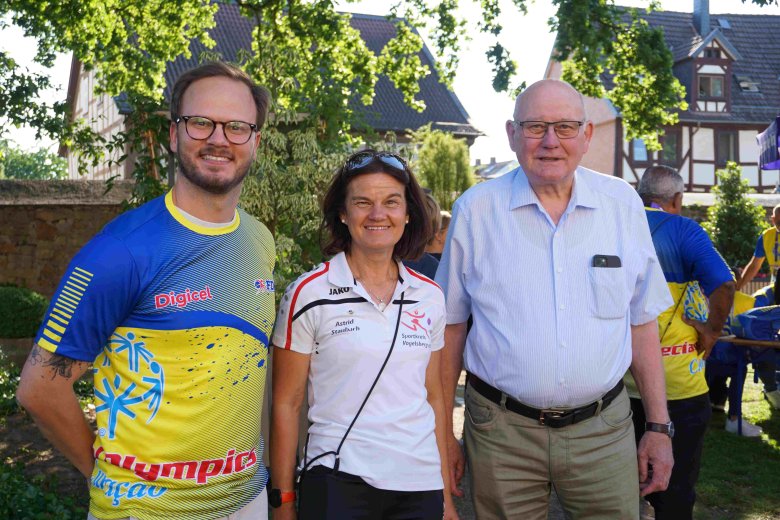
left=0, top=180, right=133, bottom=298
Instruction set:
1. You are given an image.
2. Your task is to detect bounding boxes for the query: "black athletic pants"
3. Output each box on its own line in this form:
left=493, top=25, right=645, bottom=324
left=630, top=394, right=711, bottom=520
left=298, top=465, right=444, bottom=520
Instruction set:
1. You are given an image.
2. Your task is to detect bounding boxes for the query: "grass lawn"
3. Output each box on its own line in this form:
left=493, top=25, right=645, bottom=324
left=696, top=366, right=780, bottom=520
left=2, top=343, right=778, bottom=519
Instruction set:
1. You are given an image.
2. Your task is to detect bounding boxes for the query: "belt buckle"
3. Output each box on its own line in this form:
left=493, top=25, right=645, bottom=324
left=539, top=409, right=567, bottom=426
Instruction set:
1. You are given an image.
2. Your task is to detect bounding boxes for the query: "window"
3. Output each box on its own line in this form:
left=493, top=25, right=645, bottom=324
left=705, top=48, right=722, bottom=58
left=660, top=130, right=681, bottom=167
left=699, top=75, right=725, bottom=99
left=631, top=139, right=649, bottom=164
left=736, top=75, right=759, bottom=92
left=716, top=131, right=737, bottom=167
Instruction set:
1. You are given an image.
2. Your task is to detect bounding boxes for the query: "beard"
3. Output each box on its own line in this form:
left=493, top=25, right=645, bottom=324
left=176, top=145, right=253, bottom=195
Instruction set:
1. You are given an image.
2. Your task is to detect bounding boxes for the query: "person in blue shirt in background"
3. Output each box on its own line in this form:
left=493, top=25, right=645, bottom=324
left=405, top=191, right=442, bottom=279
left=734, top=206, right=780, bottom=410
left=708, top=273, right=778, bottom=437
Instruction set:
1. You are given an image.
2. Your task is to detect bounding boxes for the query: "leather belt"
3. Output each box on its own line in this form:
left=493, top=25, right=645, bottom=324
left=467, top=373, right=624, bottom=428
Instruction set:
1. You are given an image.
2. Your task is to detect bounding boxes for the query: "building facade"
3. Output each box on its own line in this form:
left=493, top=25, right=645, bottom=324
left=547, top=1, right=779, bottom=191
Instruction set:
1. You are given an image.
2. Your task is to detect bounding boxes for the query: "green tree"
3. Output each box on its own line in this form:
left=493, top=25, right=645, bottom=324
left=0, top=140, right=66, bottom=179
left=554, top=2, right=687, bottom=150
left=3, top=0, right=775, bottom=168
left=1, top=0, right=774, bottom=291
left=239, top=127, right=343, bottom=292
left=702, top=162, right=769, bottom=269
left=410, top=126, right=473, bottom=210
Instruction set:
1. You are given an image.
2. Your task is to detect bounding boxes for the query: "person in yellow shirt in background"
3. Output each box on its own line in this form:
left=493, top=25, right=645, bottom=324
left=627, top=165, right=735, bottom=519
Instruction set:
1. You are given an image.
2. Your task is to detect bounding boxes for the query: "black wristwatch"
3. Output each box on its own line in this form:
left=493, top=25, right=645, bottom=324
left=645, top=421, right=675, bottom=438
left=268, top=488, right=296, bottom=508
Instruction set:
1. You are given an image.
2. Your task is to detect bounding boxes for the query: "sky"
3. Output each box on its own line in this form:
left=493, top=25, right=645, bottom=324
left=2, top=0, right=779, bottom=164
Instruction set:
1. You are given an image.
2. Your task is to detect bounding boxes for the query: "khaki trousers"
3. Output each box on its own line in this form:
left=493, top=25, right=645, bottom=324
left=464, top=383, right=639, bottom=520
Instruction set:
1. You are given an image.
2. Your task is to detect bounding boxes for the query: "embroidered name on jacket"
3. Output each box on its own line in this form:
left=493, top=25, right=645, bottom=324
left=331, top=318, right=360, bottom=336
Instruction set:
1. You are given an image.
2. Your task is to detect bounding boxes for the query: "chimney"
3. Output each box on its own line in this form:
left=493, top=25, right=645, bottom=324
left=490, top=157, right=496, bottom=165
left=693, top=0, right=710, bottom=36
left=475, top=158, right=481, bottom=166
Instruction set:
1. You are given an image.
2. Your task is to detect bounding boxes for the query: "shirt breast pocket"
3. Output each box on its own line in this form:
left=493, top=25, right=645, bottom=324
left=588, top=266, right=629, bottom=319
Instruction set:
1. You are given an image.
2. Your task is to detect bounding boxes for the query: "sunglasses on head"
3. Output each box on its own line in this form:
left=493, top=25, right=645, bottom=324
left=343, top=151, right=410, bottom=182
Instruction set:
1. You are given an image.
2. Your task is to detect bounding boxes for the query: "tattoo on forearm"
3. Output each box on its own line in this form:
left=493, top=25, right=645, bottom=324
left=28, top=345, right=44, bottom=366
left=28, top=344, right=85, bottom=380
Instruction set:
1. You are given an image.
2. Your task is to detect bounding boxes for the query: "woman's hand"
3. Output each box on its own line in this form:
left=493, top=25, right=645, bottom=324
left=271, top=502, right=297, bottom=520
left=443, top=495, right=460, bottom=520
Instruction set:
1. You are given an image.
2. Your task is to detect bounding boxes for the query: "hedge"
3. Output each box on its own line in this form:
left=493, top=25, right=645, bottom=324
left=0, top=286, right=48, bottom=338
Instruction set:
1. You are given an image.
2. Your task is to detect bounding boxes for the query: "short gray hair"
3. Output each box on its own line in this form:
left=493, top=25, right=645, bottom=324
left=637, top=165, right=684, bottom=206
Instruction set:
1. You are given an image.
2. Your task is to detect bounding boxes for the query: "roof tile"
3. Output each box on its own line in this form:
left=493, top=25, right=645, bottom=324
left=163, top=5, right=480, bottom=137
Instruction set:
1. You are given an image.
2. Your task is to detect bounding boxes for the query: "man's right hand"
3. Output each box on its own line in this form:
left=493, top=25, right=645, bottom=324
left=447, top=433, right=465, bottom=497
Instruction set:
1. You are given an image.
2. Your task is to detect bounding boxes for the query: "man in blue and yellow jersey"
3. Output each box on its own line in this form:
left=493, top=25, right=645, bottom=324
left=734, top=205, right=780, bottom=409
left=627, top=165, right=735, bottom=520
left=736, top=204, right=780, bottom=290
left=17, top=62, right=276, bottom=520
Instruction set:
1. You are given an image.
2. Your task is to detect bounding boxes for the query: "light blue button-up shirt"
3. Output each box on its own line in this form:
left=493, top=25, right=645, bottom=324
left=436, top=166, right=672, bottom=409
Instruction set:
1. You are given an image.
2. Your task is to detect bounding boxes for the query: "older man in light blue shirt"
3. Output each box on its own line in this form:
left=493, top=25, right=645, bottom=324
left=436, top=79, right=674, bottom=519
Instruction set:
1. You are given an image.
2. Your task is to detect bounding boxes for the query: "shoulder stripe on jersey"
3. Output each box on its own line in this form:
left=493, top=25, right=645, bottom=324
left=406, top=268, right=441, bottom=290
left=392, top=299, right=420, bottom=305
left=41, top=267, right=94, bottom=353
left=292, top=297, right=368, bottom=322
left=285, top=262, right=330, bottom=349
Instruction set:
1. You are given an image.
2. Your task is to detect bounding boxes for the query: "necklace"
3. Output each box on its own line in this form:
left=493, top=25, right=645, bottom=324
left=347, top=254, right=398, bottom=309
left=357, top=279, right=395, bottom=308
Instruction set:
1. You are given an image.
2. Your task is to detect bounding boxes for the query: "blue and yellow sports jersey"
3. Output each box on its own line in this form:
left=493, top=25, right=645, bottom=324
left=34, top=191, right=275, bottom=520
left=756, top=227, right=780, bottom=282
left=626, top=209, right=733, bottom=401
left=753, top=284, right=775, bottom=307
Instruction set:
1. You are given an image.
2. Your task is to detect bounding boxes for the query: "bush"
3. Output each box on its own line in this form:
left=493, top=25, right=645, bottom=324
left=0, top=352, right=21, bottom=416
left=0, top=286, right=49, bottom=338
left=702, top=162, right=769, bottom=269
left=0, top=463, right=86, bottom=519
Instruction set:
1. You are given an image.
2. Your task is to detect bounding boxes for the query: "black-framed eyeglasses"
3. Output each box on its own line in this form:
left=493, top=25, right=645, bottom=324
left=343, top=151, right=410, bottom=182
left=175, top=115, right=258, bottom=145
left=511, top=120, right=584, bottom=140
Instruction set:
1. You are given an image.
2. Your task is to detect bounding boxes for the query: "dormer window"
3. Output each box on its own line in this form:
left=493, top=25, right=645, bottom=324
left=704, top=48, right=721, bottom=59
left=699, top=75, right=725, bottom=99
left=694, top=39, right=734, bottom=112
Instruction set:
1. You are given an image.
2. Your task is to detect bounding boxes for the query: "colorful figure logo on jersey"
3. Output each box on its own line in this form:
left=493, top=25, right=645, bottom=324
left=93, top=330, right=166, bottom=440
left=683, top=282, right=708, bottom=323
